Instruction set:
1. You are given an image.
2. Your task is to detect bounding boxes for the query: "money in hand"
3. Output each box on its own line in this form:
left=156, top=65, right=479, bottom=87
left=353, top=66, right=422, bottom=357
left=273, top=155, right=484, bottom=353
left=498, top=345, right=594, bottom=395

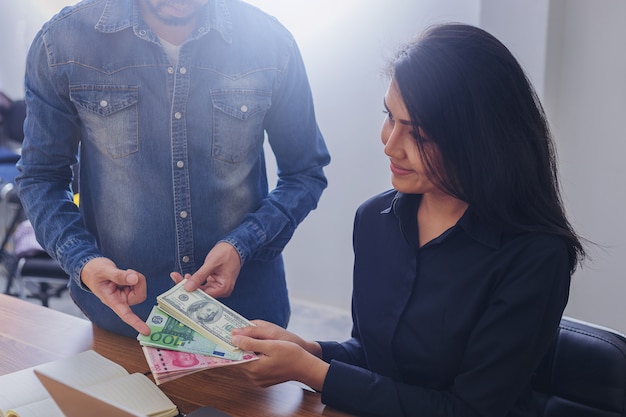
left=157, top=279, right=254, bottom=353
left=137, top=306, right=245, bottom=361
left=142, top=346, right=257, bottom=385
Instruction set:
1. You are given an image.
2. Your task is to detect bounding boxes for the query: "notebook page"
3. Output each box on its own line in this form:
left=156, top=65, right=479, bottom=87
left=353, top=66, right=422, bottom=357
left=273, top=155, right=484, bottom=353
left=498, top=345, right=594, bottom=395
left=0, top=350, right=128, bottom=416
left=84, top=373, right=178, bottom=417
left=6, top=398, right=64, bottom=417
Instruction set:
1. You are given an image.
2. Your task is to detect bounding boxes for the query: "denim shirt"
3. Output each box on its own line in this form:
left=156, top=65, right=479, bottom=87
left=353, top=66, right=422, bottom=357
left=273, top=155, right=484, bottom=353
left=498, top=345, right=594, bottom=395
left=17, top=0, right=330, bottom=336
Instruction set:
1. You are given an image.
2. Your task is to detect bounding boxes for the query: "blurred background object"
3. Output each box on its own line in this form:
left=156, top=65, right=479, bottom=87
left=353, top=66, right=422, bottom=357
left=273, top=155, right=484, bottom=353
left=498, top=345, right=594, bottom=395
left=0, top=91, right=26, bottom=148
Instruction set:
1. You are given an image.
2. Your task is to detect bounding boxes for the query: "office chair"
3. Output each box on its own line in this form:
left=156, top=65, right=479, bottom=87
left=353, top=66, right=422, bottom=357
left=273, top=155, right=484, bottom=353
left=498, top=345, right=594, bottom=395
left=532, top=317, right=626, bottom=417
left=0, top=182, right=69, bottom=307
left=13, top=253, right=70, bottom=307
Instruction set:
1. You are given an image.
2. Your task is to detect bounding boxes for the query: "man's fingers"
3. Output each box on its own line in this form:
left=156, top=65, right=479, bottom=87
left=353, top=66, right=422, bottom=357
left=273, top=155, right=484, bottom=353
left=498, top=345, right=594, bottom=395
left=105, top=269, right=141, bottom=287
left=112, top=303, right=150, bottom=335
left=124, top=272, right=139, bottom=285
left=170, top=272, right=184, bottom=284
left=183, top=273, right=204, bottom=291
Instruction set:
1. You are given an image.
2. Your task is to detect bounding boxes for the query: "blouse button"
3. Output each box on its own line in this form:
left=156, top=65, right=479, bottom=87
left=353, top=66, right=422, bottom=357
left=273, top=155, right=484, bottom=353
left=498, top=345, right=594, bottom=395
left=240, top=105, right=248, bottom=113
left=182, top=256, right=190, bottom=263
left=177, top=160, right=184, bottom=168
left=174, top=112, right=182, bottom=119
left=99, top=100, right=108, bottom=108
left=180, top=211, right=188, bottom=219
left=179, top=67, right=187, bottom=74
left=168, top=67, right=174, bottom=74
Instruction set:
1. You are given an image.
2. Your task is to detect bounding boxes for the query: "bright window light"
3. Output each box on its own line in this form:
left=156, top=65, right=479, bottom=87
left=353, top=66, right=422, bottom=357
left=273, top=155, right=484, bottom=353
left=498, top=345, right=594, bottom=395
left=244, top=0, right=359, bottom=42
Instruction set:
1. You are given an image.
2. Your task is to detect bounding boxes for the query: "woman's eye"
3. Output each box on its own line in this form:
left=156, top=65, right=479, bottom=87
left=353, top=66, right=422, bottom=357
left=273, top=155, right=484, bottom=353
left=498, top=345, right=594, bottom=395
left=383, top=109, right=394, bottom=121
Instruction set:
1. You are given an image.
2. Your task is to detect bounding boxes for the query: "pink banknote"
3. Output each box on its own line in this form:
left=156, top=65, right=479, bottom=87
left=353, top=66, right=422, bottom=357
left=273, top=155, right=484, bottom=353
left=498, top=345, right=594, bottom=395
left=142, top=346, right=257, bottom=384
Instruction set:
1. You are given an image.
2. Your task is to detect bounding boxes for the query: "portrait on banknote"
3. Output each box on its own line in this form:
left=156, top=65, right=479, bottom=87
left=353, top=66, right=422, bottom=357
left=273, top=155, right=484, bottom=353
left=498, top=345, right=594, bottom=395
left=187, top=300, right=222, bottom=325
left=168, top=351, right=200, bottom=368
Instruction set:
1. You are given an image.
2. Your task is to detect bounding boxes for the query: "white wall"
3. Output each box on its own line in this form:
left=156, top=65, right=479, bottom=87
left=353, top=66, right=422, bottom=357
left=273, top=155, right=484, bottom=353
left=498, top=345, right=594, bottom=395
left=479, top=0, right=551, bottom=97
left=282, top=0, right=626, bottom=334
left=544, top=0, right=626, bottom=333
left=2, top=1, right=625, bottom=333
left=254, top=0, right=482, bottom=313
left=450, top=0, right=626, bottom=333
left=0, top=0, right=71, bottom=98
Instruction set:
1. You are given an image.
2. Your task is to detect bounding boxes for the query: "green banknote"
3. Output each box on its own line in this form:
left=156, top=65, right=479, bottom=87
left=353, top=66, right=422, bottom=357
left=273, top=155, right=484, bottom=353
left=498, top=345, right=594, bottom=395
left=137, top=306, right=244, bottom=361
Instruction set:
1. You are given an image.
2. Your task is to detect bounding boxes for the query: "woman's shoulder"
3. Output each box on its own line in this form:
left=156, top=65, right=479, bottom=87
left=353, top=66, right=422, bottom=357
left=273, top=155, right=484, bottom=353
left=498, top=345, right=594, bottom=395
left=501, top=230, right=570, bottom=264
left=356, top=189, right=399, bottom=215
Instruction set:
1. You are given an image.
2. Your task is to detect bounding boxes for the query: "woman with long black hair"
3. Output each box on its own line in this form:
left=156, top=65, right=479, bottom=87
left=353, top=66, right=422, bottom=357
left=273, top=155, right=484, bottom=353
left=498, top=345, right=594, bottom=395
left=230, top=23, right=585, bottom=417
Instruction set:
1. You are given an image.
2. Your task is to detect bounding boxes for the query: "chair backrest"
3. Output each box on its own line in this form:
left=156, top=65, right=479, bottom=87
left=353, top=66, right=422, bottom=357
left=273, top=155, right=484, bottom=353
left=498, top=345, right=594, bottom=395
left=532, top=317, right=626, bottom=417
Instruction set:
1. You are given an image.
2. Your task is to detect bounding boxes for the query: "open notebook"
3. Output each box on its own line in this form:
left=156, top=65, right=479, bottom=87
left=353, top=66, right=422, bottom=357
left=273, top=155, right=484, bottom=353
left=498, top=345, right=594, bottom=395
left=35, top=371, right=144, bottom=417
left=35, top=371, right=231, bottom=417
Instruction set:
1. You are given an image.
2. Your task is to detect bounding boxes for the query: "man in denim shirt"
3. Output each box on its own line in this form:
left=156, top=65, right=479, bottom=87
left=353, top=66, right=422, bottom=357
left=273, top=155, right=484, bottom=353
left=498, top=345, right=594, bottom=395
left=17, top=0, right=330, bottom=337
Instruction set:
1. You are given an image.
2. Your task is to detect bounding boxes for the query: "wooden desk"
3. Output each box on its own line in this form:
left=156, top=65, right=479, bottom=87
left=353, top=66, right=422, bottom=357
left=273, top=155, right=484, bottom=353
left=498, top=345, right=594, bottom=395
left=0, top=294, right=353, bottom=417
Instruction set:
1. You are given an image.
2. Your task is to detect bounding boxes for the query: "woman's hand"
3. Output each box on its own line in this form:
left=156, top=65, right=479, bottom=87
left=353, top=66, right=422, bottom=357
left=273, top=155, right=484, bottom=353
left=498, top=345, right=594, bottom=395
left=232, top=320, right=321, bottom=356
left=231, top=321, right=329, bottom=390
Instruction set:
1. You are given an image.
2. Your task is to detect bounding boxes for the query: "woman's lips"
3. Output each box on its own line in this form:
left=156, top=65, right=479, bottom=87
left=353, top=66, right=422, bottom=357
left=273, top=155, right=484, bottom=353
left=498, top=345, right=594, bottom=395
left=389, top=162, right=413, bottom=176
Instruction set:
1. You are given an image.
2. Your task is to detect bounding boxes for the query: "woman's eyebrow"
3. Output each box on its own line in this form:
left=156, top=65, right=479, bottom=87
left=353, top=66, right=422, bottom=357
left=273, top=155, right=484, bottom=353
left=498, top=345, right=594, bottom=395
left=383, top=99, right=412, bottom=125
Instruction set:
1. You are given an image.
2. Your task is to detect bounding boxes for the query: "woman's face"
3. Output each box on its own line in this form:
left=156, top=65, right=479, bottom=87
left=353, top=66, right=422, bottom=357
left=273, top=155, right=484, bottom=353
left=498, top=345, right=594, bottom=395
left=381, top=81, right=441, bottom=195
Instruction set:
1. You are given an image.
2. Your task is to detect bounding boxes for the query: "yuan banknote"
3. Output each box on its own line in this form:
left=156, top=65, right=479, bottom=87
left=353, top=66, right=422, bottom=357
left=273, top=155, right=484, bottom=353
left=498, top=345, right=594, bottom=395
left=157, top=279, right=254, bottom=353
left=142, top=346, right=257, bottom=385
left=138, top=306, right=245, bottom=361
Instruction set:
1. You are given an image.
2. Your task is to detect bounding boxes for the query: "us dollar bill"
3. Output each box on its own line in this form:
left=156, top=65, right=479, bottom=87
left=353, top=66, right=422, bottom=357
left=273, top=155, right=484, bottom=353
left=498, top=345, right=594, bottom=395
left=157, top=279, right=254, bottom=353
left=137, top=306, right=245, bottom=360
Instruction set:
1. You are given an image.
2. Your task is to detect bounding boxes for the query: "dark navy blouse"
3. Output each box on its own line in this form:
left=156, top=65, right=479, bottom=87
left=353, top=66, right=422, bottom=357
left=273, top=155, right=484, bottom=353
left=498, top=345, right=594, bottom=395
left=320, top=190, right=570, bottom=417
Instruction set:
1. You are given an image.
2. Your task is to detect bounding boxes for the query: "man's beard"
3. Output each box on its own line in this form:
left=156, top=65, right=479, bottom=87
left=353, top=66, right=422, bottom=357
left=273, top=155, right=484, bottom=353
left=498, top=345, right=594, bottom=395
left=144, top=1, right=199, bottom=26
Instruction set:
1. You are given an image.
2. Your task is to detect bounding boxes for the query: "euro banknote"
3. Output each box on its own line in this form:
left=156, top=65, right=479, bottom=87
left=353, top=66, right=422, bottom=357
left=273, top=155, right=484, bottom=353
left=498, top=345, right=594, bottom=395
left=137, top=306, right=245, bottom=361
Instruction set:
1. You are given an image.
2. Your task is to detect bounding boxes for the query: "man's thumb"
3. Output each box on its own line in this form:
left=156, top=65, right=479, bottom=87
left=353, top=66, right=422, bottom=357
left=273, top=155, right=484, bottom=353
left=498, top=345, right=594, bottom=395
left=120, top=271, right=139, bottom=285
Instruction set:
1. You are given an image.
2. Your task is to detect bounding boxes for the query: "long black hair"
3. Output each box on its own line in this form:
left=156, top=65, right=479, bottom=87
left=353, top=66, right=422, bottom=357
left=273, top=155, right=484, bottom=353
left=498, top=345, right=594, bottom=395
left=389, top=23, right=585, bottom=272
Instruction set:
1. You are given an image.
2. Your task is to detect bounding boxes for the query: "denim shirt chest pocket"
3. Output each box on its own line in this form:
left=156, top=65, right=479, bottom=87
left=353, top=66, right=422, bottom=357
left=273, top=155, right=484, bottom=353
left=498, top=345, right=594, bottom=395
left=70, top=85, right=139, bottom=158
left=211, top=90, right=272, bottom=163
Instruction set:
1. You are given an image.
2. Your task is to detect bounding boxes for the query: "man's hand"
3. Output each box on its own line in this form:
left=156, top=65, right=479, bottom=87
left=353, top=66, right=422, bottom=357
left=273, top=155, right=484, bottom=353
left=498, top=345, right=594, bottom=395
left=171, top=242, right=241, bottom=298
left=81, top=257, right=150, bottom=335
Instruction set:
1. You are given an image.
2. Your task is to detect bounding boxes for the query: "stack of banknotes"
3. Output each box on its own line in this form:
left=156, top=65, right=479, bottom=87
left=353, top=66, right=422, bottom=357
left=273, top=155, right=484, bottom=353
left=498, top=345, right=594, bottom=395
left=138, top=280, right=258, bottom=384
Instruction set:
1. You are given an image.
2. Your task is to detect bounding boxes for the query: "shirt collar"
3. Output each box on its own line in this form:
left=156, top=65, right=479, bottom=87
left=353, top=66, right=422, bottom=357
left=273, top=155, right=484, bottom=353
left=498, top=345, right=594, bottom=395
left=383, top=191, right=501, bottom=249
left=95, top=0, right=232, bottom=44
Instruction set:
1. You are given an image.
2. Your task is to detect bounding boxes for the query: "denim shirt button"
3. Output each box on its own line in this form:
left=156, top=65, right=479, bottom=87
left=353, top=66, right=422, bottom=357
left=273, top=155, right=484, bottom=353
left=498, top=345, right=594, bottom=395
left=139, top=29, right=147, bottom=37
left=179, top=67, right=187, bottom=74
left=182, top=256, right=190, bottom=263
left=176, top=160, right=184, bottom=168
left=174, top=112, right=182, bottom=119
left=99, top=100, right=108, bottom=108
left=168, top=67, right=174, bottom=74
left=240, top=105, right=248, bottom=113
left=180, top=210, right=188, bottom=219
